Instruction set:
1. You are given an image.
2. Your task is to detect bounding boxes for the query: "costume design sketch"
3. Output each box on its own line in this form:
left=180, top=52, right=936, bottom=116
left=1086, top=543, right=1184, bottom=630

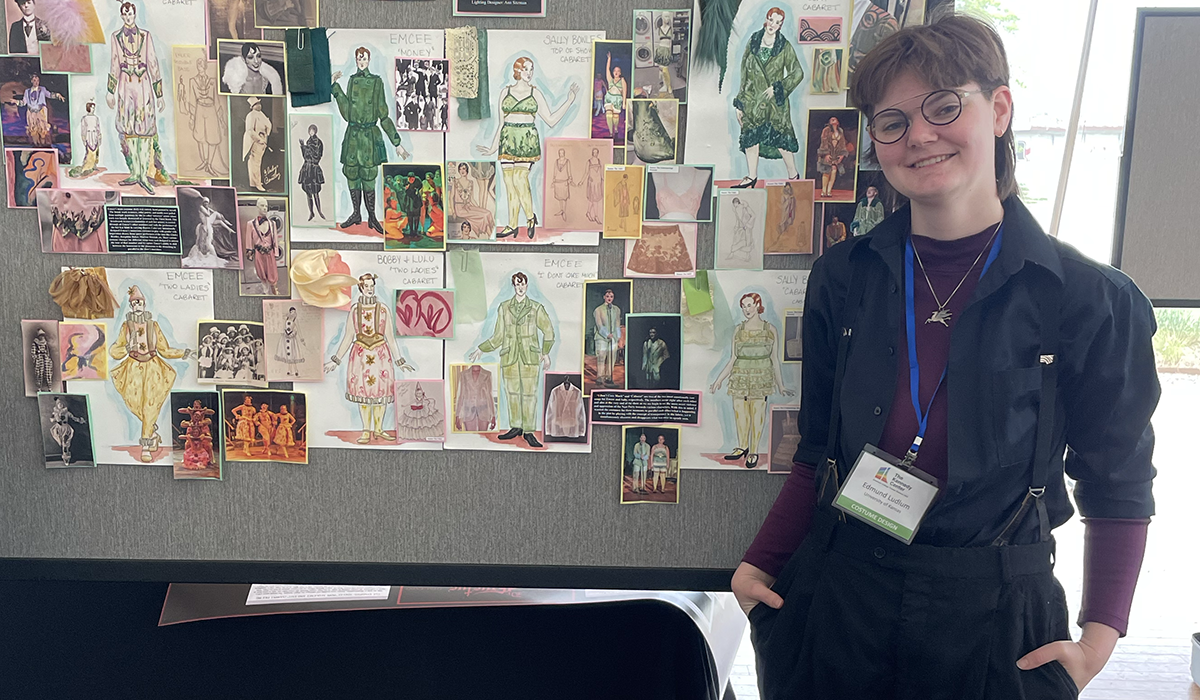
left=396, top=381, right=445, bottom=441
left=174, top=49, right=229, bottom=179
left=332, top=47, right=410, bottom=235
left=477, top=55, right=580, bottom=239
left=106, top=2, right=172, bottom=194
left=679, top=270, right=805, bottom=470
left=68, top=99, right=102, bottom=178
left=764, top=180, right=814, bottom=255
left=324, top=273, right=414, bottom=443
left=708, top=293, right=793, bottom=469
left=602, top=165, right=643, bottom=239
left=297, top=122, right=326, bottom=220
left=109, top=285, right=194, bottom=462
left=468, top=272, right=556, bottom=448
left=542, top=138, right=612, bottom=232
left=716, top=187, right=766, bottom=269
left=731, top=7, right=804, bottom=186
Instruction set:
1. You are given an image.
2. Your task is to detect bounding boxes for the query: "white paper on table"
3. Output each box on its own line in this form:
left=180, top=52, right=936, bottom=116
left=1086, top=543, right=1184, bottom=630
left=245, top=584, right=393, bottom=605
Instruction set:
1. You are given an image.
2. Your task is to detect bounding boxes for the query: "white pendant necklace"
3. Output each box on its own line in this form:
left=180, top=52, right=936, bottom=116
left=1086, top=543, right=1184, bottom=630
left=911, top=220, right=1002, bottom=328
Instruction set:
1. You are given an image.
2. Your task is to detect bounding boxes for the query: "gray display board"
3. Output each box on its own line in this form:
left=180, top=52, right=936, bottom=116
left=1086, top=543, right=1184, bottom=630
left=0, top=0, right=816, bottom=588
left=1114, top=9, right=1200, bottom=306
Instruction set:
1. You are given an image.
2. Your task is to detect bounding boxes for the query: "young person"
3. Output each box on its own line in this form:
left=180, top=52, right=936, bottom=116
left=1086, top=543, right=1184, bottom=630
left=732, top=14, right=1158, bottom=698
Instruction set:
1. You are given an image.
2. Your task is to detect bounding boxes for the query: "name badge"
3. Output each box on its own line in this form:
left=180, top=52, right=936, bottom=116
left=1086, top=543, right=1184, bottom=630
left=833, top=444, right=940, bottom=544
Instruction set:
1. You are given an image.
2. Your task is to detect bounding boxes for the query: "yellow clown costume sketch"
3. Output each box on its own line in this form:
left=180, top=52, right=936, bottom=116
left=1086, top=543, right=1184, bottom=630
left=109, top=285, right=193, bottom=462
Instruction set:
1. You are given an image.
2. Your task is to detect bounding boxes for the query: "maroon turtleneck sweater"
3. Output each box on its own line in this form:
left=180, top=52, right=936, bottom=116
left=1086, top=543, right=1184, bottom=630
left=743, top=225, right=1149, bottom=635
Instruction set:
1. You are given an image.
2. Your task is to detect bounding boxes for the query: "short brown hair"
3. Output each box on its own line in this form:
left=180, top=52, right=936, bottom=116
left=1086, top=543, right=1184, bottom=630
left=849, top=13, right=1017, bottom=201
left=512, top=57, right=533, bottom=81
left=511, top=272, right=528, bottom=285
left=354, top=46, right=370, bottom=60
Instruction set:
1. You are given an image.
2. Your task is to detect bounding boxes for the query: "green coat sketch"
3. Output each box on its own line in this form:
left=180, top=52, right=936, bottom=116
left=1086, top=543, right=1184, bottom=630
left=332, top=68, right=402, bottom=188
left=732, top=28, right=804, bottom=159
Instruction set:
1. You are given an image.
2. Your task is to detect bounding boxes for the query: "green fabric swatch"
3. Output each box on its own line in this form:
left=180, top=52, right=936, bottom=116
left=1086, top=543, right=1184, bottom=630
left=289, top=28, right=331, bottom=108
left=682, top=270, right=715, bottom=315
left=449, top=249, right=488, bottom=324
left=709, top=272, right=736, bottom=350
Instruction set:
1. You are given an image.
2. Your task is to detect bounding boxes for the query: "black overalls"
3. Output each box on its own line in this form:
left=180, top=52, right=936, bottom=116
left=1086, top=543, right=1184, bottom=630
left=749, top=258, right=1079, bottom=700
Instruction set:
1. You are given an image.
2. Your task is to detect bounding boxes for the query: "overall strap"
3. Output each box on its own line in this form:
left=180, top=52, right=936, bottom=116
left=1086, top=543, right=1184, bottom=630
left=992, top=277, right=1062, bottom=545
left=1029, top=283, right=1062, bottom=542
left=816, top=256, right=868, bottom=508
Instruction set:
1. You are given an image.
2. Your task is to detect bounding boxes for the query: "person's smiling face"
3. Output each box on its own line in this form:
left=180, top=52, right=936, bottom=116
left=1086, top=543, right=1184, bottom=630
left=870, top=70, right=1011, bottom=207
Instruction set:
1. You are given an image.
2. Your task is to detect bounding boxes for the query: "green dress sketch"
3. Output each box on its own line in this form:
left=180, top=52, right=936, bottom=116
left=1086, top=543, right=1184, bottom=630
left=733, top=28, right=804, bottom=159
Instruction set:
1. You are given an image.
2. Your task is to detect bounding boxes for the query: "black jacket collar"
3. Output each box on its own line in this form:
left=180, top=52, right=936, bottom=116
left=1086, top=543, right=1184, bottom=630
left=851, top=195, right=1065, bottom=300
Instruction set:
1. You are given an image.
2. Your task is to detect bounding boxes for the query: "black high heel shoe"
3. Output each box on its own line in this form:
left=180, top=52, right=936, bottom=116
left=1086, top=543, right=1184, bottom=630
left=527, top=214, right=539, bottom=239
left=496, top=226, right=518, bottom=238
left=732, top=177, right=758, bottom=189
left=744, top=453, right=759, bottom=469
left=723, top=447, right=748, bottom=461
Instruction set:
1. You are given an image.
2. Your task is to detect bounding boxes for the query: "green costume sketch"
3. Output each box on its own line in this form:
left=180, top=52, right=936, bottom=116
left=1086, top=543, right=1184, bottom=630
left=477, top=56, right=580, bottom=239
left=468, top=272, right=556, bottom=448
left=732, top=7, right=804, bottom=186
left=332, top=46, right=410, bottom=235
left=710, top=292, right=794, bottom=469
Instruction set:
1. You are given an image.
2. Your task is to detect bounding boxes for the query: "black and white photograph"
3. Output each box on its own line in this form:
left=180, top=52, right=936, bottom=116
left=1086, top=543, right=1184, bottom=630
left=542, top=373, right=588, bottom=444
left=22, top=319, right=61, bottom=397
left=229, top=95, right=286, bottom=195
left=177, top=185, right=243, bottom=270
left=196, top=321, right=267, bottom=387
left=394, top=57, right=450, bottom=132
left=237, top=196, right=289, bottom=297
left=625, top=313, right=682, bottom=391
left=37, top=393, right=95, bottom=468
left=218, top=39, right=286, bottom=96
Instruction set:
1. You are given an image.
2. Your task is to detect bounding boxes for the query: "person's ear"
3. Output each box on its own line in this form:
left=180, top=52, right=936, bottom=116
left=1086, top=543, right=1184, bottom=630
left=990, top=85, right=1013, bottom=137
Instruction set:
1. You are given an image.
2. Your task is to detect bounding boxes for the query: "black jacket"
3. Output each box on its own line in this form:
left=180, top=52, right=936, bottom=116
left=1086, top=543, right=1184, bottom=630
left=8, top=17, right=50, bottom=54
left=794, top=196, right=1159, bottom=546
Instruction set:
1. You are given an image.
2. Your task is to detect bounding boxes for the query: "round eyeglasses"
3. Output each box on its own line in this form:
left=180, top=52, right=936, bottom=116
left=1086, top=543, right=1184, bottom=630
left=867, top=89, right=983, bottom=145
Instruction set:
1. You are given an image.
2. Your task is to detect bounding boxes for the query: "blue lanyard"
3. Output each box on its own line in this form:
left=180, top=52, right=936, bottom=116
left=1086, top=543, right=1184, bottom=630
left=901, top=223, right=1004, bottom=465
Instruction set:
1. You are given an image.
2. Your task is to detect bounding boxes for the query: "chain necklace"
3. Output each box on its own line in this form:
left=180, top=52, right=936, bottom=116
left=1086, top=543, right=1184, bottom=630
left=910, top=219, right=1002, bottom=327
